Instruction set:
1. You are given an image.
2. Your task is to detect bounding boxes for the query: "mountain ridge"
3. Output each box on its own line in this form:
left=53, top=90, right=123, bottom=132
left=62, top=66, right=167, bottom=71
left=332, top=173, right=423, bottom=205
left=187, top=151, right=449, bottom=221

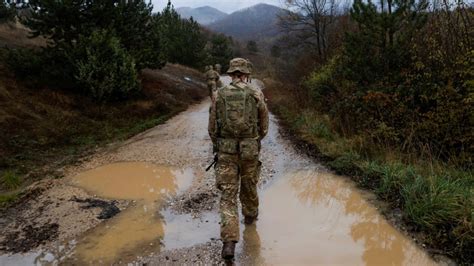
left=207, top=3, right=285, bottom=41
left=176, top=6, right=227, bottom=26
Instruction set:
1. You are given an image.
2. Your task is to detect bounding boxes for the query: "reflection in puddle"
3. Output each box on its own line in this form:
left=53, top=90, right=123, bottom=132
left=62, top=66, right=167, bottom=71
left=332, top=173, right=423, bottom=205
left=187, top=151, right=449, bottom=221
left=69, top=162, right=195, bottom=264
left=161, top=210, right=219, bottom=250
left=236, top=169, right=436, bottom=266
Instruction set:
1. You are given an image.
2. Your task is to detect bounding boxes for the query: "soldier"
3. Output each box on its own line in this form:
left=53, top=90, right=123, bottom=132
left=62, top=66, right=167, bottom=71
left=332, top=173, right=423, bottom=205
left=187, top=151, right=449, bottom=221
left=208, top=58, right=269, bottom=261
left=246, top=59, right=253, bottom=83
left=214, top=63, right=222, bottom=74
left=205, top=65, right=220, bottom=98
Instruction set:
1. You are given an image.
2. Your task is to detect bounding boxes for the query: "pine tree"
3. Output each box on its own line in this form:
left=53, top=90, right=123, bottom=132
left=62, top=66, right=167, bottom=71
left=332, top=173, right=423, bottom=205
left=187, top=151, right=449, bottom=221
left=209, top=34, right=234, bottom=70
left=345, top=0, right=429, bottom=85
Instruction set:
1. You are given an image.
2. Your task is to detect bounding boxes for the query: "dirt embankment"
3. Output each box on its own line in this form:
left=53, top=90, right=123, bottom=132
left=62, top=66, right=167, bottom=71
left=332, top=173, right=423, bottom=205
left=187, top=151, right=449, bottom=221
left=0, top=62, right=207, bottom=198
left=0, top=22, right=46, bottom=49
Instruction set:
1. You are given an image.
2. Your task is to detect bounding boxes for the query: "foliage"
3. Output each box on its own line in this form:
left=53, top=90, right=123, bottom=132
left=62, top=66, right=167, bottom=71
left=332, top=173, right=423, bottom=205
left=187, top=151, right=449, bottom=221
left=246, top=40, right=259, bottom=54
left=303, top=0, right=473, bottom=166
left=73, top=30, right=139, bottom=101
left=25, top=0, right=164, bottom=70
left=270, top=45, right=281, bottom=58
left=0, top=2, right=16, bottom=23
left=153, top=1, right=207, bottom=68
left=207, top=33, right=234, bottom=70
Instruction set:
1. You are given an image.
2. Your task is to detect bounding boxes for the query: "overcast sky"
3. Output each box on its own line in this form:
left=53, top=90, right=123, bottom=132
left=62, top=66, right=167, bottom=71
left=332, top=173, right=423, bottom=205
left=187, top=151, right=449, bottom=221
left=152, top=0, right=285, bottom=13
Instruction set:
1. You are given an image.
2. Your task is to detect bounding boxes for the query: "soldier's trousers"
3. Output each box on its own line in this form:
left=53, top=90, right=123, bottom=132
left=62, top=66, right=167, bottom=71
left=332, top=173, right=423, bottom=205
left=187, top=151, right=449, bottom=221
left=215, top=152, right=261, bottom=242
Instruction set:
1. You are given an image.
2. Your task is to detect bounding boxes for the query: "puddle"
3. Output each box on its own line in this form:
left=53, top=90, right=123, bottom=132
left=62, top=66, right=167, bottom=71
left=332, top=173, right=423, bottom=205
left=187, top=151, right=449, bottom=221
left=71, top=162, right=194, bottom=201
left=67, top=162, right=195, bottom=264
left=161, top=210, right=219, bottom=250
left=236, top=169, right=436, bottom=266
left=0, top=165, right=437, bottom=265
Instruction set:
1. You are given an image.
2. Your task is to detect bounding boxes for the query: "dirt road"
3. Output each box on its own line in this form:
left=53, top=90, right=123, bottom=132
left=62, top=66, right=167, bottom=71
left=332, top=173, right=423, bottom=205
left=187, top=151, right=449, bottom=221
left=0, top=77, right=437, bottom=265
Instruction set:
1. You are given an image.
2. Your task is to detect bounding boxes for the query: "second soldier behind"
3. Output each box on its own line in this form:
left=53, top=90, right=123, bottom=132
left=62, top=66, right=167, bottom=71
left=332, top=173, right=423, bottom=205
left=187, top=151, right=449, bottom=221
left=205, top=65, right=220, bottom=99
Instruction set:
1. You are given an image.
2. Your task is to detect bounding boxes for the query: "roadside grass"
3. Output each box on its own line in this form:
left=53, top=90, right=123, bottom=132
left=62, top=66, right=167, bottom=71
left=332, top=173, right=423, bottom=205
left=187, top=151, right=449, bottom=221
left=266, top=82, right=474, bottom=263
left=1, top=170, right=22, bottom=190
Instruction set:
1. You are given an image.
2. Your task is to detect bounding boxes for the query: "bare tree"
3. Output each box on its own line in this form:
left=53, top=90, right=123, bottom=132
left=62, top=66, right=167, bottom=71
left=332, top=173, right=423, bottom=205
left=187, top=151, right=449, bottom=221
left=278, top=0, right=342, bottom=60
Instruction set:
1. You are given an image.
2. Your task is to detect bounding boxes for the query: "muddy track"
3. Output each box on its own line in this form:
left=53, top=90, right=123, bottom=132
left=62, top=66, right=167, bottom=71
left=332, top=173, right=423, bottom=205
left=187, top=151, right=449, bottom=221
left=0, top=77, right=439, bottom=265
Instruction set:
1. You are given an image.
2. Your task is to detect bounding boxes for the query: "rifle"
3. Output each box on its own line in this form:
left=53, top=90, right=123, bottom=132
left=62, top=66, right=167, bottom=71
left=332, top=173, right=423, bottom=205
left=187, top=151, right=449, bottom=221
left=206, top=153, right=218, bottom=171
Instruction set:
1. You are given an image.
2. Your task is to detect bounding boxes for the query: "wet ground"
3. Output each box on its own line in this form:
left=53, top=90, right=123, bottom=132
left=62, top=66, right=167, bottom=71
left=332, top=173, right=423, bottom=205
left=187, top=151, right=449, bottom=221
left=0, top=77, right=438, bottom=265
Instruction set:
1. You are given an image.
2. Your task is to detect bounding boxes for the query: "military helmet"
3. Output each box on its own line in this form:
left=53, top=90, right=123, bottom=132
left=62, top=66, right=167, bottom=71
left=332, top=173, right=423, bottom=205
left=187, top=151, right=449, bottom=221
left=227, top=58, right=251, bottom=74
left=205, top=65, right=210, bottom=71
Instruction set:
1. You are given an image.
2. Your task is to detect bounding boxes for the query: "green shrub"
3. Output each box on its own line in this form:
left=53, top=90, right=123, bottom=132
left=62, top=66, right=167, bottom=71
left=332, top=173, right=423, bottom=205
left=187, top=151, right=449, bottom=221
left=73, top=30, right=139, bottom=102
left=328, top=152, right=361, bottom=175
left=304, top=56, right=338, bottom=107
left=5, top=48, right=43, bottom=78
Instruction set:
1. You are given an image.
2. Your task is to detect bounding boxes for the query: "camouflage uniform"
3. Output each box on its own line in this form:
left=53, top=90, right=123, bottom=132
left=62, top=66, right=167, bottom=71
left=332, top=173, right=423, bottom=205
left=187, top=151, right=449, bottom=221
left=208, top=58, right=269, bottom=242
left=205, top=67, right=220, bottom=97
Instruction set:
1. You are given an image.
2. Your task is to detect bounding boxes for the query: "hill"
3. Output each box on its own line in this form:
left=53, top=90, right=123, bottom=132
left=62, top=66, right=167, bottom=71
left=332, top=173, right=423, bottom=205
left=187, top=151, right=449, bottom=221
left=176, top=6, right=227, bottom=26
left=0, top=24, right=207, bottom=194
left=207, top=3, right=284, bottom=41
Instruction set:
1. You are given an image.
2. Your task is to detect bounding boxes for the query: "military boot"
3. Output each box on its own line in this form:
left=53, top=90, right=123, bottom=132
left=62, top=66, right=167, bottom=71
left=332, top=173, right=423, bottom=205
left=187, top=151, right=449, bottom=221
left=221, top=241, right=236, bottom=260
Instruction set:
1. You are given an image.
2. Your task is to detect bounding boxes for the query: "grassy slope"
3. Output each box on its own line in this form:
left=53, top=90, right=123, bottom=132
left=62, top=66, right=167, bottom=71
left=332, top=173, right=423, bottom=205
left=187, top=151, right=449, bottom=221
left=264, top=78, right=473, bottom=264
left=0, top=64, right=207, bottom=198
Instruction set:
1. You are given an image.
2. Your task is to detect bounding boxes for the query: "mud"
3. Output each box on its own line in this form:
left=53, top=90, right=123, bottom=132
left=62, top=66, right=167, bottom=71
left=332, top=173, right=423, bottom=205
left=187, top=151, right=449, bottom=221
left=0, top=179, right=127, bottom=258
left=71, top=197, right=120, bottom=219
left=0, top=223, right=59, bottom=253
left=0, top=76, right=441, bottom=265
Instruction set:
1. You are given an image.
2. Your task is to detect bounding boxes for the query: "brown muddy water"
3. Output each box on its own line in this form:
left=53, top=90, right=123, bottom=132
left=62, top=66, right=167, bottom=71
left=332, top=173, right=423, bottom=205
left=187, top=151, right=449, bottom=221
left=66, top=162, right=197, bottom=264
left=65, top=162, right=434, bottom=265
left=236, top=169, right=435, bottom=266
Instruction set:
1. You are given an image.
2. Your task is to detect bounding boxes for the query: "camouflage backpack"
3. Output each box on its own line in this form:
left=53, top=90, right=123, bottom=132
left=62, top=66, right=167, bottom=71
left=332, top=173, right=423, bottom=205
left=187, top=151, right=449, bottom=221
left=216, top=82, right=258, bottom=139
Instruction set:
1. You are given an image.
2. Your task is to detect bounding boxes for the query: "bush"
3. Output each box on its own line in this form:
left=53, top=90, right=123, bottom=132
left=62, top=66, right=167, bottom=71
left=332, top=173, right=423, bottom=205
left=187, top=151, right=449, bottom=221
left=5, top=48, right=43, bottom=79
left=328, top=152, right=361, bottom=175
left=304, top=56, right=339, bottom=108
left=73, top=30, right=139, bottom=102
